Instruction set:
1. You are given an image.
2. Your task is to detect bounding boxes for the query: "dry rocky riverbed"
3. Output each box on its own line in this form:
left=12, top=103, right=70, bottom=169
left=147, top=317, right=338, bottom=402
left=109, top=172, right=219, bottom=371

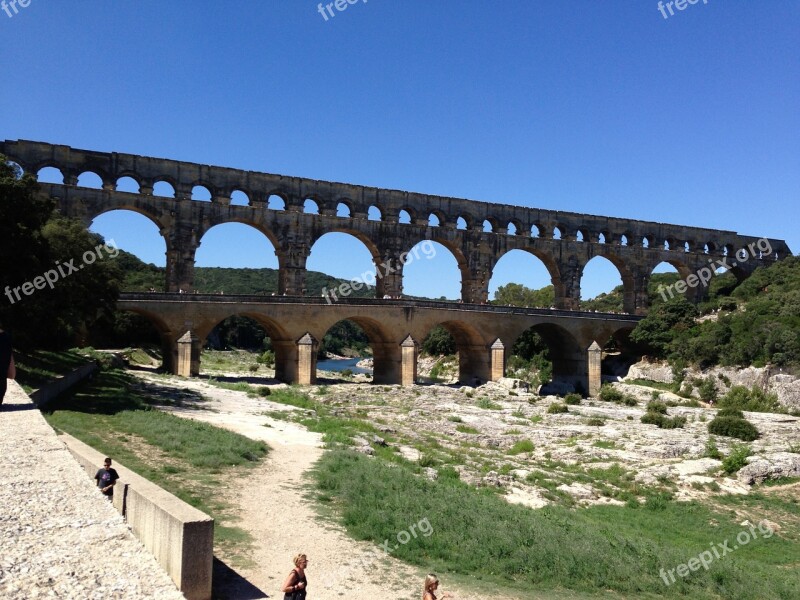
left=128, top=367, right=800, bottom=599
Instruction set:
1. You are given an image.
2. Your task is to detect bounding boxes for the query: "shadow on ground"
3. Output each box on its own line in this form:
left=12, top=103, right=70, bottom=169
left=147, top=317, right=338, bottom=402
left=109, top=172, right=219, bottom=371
left=212, top=557, right=270, bottom=599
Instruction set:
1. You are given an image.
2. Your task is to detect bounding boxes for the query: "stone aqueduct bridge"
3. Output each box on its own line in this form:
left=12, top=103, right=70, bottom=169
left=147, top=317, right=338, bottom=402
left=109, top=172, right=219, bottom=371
left=0, top=140, right=791, bottom=390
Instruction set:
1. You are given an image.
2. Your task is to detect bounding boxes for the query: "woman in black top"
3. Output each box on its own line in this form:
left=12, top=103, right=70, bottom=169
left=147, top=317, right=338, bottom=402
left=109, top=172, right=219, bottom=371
left=281, top=553, right=308, bottom=599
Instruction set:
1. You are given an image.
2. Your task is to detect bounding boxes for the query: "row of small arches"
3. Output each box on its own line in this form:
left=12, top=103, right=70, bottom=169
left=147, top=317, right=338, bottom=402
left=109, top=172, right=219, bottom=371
left=28, top=163, right=741, bottom=255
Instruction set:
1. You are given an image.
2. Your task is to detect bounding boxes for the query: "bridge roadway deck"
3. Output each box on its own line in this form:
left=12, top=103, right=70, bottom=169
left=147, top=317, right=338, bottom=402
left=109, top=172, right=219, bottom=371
left=118, top=292, right=643, bottom=322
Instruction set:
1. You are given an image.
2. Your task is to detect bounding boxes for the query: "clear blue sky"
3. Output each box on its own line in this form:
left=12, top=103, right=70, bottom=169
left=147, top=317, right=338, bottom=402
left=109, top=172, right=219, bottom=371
left=2, top=1, right=798, bottom=300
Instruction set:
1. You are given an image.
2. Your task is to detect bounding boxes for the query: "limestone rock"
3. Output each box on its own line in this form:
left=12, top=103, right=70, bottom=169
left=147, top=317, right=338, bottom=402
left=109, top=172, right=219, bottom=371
left=737, top=452, right=800, bottom=485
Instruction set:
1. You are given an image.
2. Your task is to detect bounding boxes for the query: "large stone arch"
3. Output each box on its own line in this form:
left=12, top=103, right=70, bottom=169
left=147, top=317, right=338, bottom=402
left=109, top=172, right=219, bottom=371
left=401, top=238, right=470, bottom=301
left=490, top=247, right=563, bottom=303
left=118, top=307, right=179, bottom=373
left=416, top=318, right=492, bottom=384
left=312, top=315, right=396, bottom=384
left=510, top=322, right=587, bottom=393
left=194, top=312, right=294, bottom=381
left=580, top=250, right=635, bottom=312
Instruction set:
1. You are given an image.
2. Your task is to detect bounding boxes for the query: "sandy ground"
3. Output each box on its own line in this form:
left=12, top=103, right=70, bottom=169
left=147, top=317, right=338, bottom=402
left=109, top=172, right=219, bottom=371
left=133, top=373, right=512, bottom=600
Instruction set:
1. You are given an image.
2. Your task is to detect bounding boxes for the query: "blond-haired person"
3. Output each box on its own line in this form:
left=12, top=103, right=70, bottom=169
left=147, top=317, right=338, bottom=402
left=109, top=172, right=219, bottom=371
left=422, top=573, right=452, bottom=600
left=281, top=553, right=309, bottom=599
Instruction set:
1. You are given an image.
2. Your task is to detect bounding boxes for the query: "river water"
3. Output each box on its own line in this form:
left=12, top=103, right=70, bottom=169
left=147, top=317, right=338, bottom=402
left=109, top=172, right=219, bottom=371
left=316, top=357, right=372, bottom=374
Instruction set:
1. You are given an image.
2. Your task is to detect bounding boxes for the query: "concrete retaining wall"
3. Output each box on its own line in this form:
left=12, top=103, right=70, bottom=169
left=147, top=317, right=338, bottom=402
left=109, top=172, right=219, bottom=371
left=30, top=362, right=98, bottom=408
left=63, top=434, right=214, bottom=600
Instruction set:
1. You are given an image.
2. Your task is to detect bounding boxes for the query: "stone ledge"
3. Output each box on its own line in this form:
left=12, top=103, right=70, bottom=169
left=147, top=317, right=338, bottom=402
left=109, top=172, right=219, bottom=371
left=61, top=433, right=214, bottom=600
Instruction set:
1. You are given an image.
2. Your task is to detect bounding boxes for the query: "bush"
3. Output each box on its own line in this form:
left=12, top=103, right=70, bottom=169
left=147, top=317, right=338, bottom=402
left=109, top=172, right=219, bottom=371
left=641, top=412, right=666, bottom=427
left=704, top=437, right=722, bottom=460
left=722, top=444, right=752, bottom=475
left=256, top=350, right=275, bottom=367
left=599, top=384, right=637, bottom=406
left=641, top=412, right=686, bottom=429
left=257, top=386, right=272, bottom=397
left=547, top=403, right=569, bottom=414
left=708, top=416, right=759, bottom=441
left=717, top=407, right=744, bottom=419
left=564, top=393, right=582, bottom=405
left=646, top=401, right=668, bottom=415
left=598, top=384, right=622, bottom=403
left=586, top=418, right=605, bottom=427
left=719, top=386, right=782, bottom=413
left=698, top=377, right=718, bottom=403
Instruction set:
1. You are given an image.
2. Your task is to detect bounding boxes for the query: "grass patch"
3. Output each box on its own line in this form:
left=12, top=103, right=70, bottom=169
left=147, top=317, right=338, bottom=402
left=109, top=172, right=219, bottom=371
left=14, top=348, right=102, bottom=392
left=456, top=424, right=480, bottom=434
left=476, top=397, right=503, bottom=410
left=593, top=440, right=616, bottom=450
left=507, top=439, right=535, bottom=455
left=311, top=450, right=800, bottom=598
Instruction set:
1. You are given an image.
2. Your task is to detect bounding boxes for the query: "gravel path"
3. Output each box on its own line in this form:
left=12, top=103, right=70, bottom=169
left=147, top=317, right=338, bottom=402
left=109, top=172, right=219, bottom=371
left=136, top=373, right=520, bottom=600
left=0, top=381, right=184, bottom=600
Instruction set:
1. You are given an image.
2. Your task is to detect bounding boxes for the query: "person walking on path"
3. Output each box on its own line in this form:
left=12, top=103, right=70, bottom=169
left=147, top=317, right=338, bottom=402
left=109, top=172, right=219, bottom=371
left=281, top=553, right=308, bottom=599
left=0, top=325, right=15, bottom=405
left=94, top=457, right=119, bottom=500
left=422, top=573, right=452, bottom=600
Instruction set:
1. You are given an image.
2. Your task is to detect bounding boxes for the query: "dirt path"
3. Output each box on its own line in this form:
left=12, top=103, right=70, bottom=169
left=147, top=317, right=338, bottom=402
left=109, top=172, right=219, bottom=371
left=132, top=374, right=509, bottom=600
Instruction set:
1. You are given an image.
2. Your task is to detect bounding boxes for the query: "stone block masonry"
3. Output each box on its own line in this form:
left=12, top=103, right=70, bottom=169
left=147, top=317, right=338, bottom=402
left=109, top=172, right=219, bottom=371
left=0, top=380, right=185, bottom=599
left=63, top=434, right=214, bottom=600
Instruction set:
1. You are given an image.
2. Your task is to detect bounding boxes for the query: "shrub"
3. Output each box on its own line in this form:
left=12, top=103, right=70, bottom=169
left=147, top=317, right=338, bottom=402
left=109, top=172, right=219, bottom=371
left=698, top=377, right=718, bottom=403
left=641, top=412, right=686, bottom=429
left=646, top=401, right=668, bottom=415
left=547, top=403, right=569, bottom=414
left=586, top=418, right=605, bottom=427
left=599, top=384, right=637, bottom=406
left=704, top=437, right=722, bottom=460
left=257, top=386, right=272, bottom=397
left=256, top=350, right=275, bottom=367
left=640, top=412, right=665, bottom=427
left=719, top=386, right=782, bottom=413
left=599, top=384, right=622, bottom=403
left=564, top=393, right=582, bottom=405
left=722, top=444, right=752, bottom=475
left=717, top=407, right=744, bottom=419
left=708, top=416, right=759, bottom=441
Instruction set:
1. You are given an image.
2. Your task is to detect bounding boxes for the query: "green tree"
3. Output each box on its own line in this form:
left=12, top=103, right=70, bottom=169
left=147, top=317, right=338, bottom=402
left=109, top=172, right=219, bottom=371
left=1, top=160, right=121, bottom=348
left=422, top=325, right=456, bottom=356
left=629, top=297, right=697, bottom=356
left=493, top=283, right=554, bottom=308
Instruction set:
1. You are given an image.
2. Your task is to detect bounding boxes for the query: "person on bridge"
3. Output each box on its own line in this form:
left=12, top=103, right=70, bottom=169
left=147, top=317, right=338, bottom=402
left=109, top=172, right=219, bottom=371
left=94, top=457, right=120, bottom=501
left=281, top=553, right=308, bottom=599
left=0, top=325, right=15, bottom=405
